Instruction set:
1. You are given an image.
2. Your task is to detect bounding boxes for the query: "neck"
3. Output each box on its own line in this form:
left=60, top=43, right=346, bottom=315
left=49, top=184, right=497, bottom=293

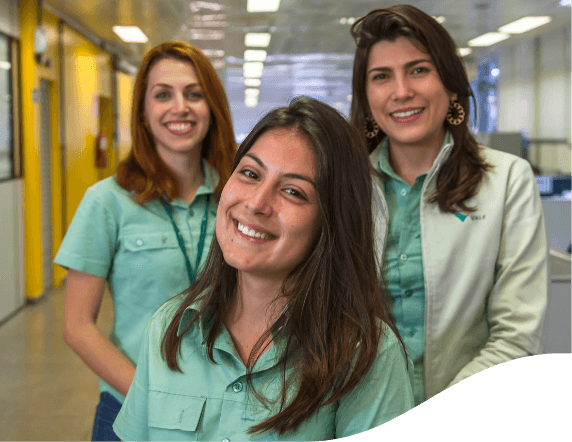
left=229, top=272, right=286, bottom=329
left=387, top=131, right=446, bottom=186
left=160, top=148, right=205, bottom=203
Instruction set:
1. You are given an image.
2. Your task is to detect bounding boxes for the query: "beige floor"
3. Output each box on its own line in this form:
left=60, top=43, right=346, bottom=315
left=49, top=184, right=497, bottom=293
left=0, top=285, right=114, bottom=441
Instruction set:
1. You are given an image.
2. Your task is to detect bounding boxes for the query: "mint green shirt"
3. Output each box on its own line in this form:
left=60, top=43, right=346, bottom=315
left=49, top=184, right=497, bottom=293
left=376, top=134, right=450, bottom=405
left=113, top=296, right=414, bottom=441
left=54, top=161, right=218, bottom=403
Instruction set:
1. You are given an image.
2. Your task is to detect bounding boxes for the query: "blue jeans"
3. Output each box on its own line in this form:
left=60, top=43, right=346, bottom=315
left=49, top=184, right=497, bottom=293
left=91, top=392, right=122, bottom=441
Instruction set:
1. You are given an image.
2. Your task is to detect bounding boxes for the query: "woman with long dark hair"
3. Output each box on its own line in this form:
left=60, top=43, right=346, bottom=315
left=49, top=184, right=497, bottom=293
left=112, top=97, right=414, bottom=440
left=54, top=41, right=236, bottom=440
left=350, top=5, right=548, bottom=405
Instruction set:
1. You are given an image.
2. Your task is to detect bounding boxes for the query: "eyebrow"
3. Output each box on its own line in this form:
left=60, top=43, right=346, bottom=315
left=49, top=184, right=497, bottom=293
left=367, top=58, right=432, bottom=75
left=245, top=153, right=316, bottom=187
left=150, top=83, right=201, bottom=90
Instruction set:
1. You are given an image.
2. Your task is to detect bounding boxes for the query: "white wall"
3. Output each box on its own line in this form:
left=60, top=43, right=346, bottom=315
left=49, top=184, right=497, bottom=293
left=497, top=23, right=571, bottom=174
left=0, top=0, right=19, bottom=38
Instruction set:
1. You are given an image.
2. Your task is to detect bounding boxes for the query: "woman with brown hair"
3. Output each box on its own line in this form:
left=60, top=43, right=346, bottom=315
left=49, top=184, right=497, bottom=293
left=112, top=97, right=414, bottom=441
left=350, top=5, right=548, bottom=405
left=54, top=41, right=236, bottom=440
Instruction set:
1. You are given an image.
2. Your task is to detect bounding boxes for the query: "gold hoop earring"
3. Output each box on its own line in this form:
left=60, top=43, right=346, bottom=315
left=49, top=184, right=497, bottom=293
left=364, top=113, right=380, bottom=138
left=446, top=101, right=465, bottom=125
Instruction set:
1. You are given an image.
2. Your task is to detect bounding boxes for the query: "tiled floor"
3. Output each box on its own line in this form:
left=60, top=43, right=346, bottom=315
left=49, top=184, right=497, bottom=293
left=0, top=285, right=114, bottom=441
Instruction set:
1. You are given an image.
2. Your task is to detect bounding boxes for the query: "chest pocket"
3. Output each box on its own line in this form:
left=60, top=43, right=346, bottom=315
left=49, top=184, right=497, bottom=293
left=148, top=391, right=206, bottom=440
left=123, top=231, right=179, bottom=253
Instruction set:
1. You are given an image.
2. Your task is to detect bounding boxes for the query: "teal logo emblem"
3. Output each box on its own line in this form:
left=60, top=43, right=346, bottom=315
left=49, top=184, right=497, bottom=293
left=455, top=212, right=470, bottom=222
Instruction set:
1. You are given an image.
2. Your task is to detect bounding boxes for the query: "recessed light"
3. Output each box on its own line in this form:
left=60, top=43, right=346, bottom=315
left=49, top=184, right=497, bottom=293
left=243, top=61, right=264, bottom=78
left=245, top=97, right=258, bottom=107
left=112, top=26, right=148, bottom=43
left=247, top=0, right=280, bottom=12
left=244, top=49, right=267, bottom=62
left=468, top=32, right=510, bottom=47
left=498, top=16, right=552, bottom=34
left=245, top=32, right=271, bottom=47
left=0, top=61, right=11, bottom=70
left=433, top=16, right=446, bottom=24
left=244, top=78, right=261, bottom=87
left=458, top=47, right=473, bottom=57
left=245, top=88, right=260, bottom=98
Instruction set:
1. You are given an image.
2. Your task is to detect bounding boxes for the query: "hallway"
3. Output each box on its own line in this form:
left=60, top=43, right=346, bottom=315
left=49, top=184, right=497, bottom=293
left=0, top=285, right=114, bottom=440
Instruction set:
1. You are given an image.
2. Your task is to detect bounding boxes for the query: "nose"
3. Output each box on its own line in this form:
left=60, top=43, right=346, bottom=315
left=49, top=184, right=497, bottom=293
left=172, top=93, right=189, bottom=113
left=393, top=74, right=414, bottom=100
left=245, top=182, right=274, bottom=216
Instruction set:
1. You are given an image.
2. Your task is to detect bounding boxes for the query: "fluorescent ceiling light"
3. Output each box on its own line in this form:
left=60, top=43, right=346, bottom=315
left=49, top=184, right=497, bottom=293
left=0, top=61, right=11, bottom=70
left=112, top=26, right=148, bottom=43
left=498, top=16, right=552, bottom=34
left=245, top=88, right=260, bottom=98
left=244, top=78, right=261, bottom=87
left=245, top=32, right=271, bottom=47
left=211, top=59, right=225, bottom=69
left=201, top=49, right=225, bottom=57
left=245, top=97, right=258, bottom=107
left=247, top=0, right=280, bottom=12
left=433, top=16, right=446, bottom=24
left=244, top=49, right=267, bottom=62
left=559, top=0, right=571, bottom=7
left=458, top=47, right=473, bottom=57
left=188, top=29, right=224, bottom=40
left=243, top=61, right=264, bottom=78
left=468, top=32, right=510, bottom=47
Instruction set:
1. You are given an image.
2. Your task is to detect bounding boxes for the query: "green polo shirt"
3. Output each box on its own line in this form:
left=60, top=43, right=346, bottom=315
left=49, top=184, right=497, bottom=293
left=376, top=134, right=450, bottom=405
left=113, top=295, right=414, bottom=441
left=54, top=160, right=218, bottom=403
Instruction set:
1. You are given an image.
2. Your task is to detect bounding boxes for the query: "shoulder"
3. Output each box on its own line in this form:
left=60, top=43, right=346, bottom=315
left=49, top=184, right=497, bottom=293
left=479, top=146, right=534, bottom=178
left=146, top=294, right=187, bottom=336
left=84, top=176, right=134, bottom=202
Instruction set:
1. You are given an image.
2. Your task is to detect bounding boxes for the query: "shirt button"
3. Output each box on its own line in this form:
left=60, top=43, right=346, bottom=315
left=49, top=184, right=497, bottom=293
left=136, top=239, right=143, bottom=246
left=404, top=289, right=413, bottom=297
left=400, top=188, right=408, bottom=196
left=161, top=235, right=167, bottom=243
left=399, top=253, right=408, bottom=261
left=222, top=439, right=230, bottom=442
left=232, top=382, right=243, bottom=393
left=189, top=209, right=195, bottom=216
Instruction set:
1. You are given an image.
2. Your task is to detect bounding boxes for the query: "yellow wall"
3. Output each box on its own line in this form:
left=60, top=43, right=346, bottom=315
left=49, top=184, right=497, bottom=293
left=116, top=71, right=135, bottom=161
left=20, top=0, right=133, bottom=297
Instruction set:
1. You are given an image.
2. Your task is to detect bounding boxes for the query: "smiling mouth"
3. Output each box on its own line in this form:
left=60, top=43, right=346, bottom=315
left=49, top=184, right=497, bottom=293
left=235, top=220, right=275, bottom=240
left=390, top=108, right=424, bottom=118
left=165, top=121, right=195, bottom=134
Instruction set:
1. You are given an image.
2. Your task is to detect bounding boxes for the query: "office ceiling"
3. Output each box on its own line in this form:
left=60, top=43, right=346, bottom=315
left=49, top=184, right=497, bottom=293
left=42, top=0, right=571, bottom=136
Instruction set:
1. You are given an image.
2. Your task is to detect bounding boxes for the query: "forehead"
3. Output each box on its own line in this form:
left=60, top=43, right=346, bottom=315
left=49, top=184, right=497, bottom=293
left=146, top=57, right=199, bottom=87
left=246, top=129, right=317, bottom=176
left=367, top=36, right=432, bottom=68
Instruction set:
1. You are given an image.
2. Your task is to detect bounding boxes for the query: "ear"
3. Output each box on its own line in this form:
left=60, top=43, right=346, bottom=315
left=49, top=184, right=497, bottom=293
left=449, top=92, right=458, bottom=102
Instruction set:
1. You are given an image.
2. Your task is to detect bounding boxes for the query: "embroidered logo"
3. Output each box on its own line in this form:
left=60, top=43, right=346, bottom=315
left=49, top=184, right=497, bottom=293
left=455, top=212, right=470, bottom=222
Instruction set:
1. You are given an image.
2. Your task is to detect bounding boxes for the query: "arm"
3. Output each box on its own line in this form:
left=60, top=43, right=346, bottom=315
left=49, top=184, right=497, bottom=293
left=62, top=269, right=136, bottom=396
left=448, top=160, right=548, bottom=386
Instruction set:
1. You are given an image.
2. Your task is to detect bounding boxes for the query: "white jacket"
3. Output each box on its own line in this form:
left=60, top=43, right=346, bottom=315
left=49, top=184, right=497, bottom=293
left=371, top=141, right=548, bottom=400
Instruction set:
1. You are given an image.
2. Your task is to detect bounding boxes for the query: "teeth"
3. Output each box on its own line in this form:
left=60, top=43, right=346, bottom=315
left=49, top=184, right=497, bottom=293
left=167, top=122, right=192, bottom=131
left=237, top=222, right=270, bottom=240
left=391, top=109, right=423, bottom=118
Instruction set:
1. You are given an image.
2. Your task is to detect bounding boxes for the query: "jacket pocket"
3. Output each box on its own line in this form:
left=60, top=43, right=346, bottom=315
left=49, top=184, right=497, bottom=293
left=148, top=391, right=206, bottom=439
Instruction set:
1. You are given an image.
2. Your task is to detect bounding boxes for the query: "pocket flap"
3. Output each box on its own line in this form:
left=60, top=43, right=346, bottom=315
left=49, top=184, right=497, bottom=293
left=148, top=391, right=206, bottom=431
left=123, top=232, right=178, bottom=251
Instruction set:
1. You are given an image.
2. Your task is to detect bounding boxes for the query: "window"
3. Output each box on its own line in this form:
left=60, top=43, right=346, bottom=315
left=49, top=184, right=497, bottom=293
left=0, top=33, right=15, bottom=180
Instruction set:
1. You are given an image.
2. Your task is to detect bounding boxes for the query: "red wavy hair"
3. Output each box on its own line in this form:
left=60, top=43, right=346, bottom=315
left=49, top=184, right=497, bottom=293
left=116, top=41, right=236, bottom=202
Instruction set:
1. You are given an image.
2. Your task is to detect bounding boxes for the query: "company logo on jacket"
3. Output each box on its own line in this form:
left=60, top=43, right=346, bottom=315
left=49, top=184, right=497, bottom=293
left=455, top=212, right=486, bottom=222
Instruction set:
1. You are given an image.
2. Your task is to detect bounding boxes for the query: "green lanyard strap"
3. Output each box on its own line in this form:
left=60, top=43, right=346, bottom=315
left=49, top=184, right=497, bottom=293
left=160, top=195, right=210, bottom=285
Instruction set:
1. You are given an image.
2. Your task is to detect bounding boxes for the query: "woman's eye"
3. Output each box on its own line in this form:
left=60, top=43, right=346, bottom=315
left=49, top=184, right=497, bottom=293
left=186, top=91, right=203, bottom=100
left=372, top=73, right=387, bottom=81
left=413, top=66, right=429, bottom=74
left=155, top=91, right=169, bottom=99
left=284, top=188, right=306, bottom=200
left=240, top=169, right=259, bottom=180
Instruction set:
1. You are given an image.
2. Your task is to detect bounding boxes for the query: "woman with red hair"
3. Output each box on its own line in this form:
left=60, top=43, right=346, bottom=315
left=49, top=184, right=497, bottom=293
left=55, top=41, right=236, bottom=440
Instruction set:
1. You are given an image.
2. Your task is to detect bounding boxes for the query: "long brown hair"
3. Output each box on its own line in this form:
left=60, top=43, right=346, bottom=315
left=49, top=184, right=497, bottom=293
left=116, top=41, right=236, bottom=202
left=350, top=5, right=491, bottom=213
left=161, top=97, right=404, bottom=435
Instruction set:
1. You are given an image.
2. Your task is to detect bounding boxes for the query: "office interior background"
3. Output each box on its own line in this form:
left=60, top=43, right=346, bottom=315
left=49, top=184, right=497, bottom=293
left=0, top=0, right=570, bottom=439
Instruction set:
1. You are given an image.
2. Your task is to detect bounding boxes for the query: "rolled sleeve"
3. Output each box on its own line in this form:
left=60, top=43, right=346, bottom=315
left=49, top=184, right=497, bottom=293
left=54, top=186, right=118, bottom=278
left=335, top=325, right=414, bottom=437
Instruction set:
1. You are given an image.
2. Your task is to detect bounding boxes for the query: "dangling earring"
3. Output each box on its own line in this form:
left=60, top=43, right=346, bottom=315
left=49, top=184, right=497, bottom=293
left=446, top=101, right=465, bottom=125
left=364, top=113, right=380, bottom=138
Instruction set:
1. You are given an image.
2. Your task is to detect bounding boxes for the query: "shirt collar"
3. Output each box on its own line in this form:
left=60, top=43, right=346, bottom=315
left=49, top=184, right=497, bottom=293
left=170, top=159, right=219, bottom=208
left=375, top=132, right=453, bottom=181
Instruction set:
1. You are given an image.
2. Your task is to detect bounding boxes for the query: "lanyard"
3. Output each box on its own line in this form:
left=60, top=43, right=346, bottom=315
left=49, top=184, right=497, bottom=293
left=160, top=195, right=210, bottom=285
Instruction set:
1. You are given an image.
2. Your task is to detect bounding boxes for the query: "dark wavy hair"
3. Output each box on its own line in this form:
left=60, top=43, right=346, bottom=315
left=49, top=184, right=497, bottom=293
left=116, top=41, right=236, bottom=202
left=161, top=96, right=404, bottom=435
left=350, top=4, right=491, bottom=213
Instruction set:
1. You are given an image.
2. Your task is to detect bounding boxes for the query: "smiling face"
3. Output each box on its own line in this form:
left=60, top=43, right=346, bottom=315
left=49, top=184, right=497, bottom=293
left=144, top=57, right=211, bottom=164
left=365, top=36, right=456, bottom=151
left=216, top=129, right=321, bottom=282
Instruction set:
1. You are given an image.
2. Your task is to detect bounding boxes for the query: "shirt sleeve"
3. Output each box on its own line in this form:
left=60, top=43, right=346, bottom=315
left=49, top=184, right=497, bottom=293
left=54, top=184, right=118, bottom=278
left=335, top=325, right=414, bottom=438
left=112, top=321, right=151, bottom=441
left=448, top=158, right=548, bottom=386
